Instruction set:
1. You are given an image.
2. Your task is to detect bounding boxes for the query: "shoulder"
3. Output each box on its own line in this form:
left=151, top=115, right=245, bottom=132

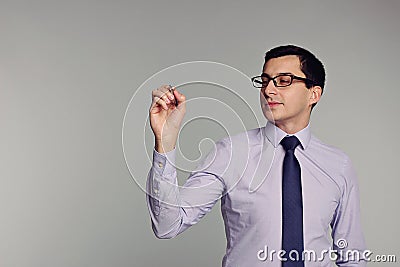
left=202, top=127, right=264, bottom=161
left=194, top=128, right=264, bottom=180
left=307, top=135, right=357, bottom=187
left=308, top=135, right=350, bottom=162
left=211, top=127, right=265, bottom=166
left=218, top=127, right=264, bottom=147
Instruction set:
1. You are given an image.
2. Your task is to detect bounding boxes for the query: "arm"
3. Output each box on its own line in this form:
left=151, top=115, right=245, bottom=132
left=146, top=140, right=228, bottom=239
left=146, top=85, right=228, bottom=238
left=331, top=156, right=367, bottom=266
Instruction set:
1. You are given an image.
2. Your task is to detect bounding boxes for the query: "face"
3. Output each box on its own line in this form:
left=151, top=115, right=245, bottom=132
left=260, top=55, right=320, bottom=132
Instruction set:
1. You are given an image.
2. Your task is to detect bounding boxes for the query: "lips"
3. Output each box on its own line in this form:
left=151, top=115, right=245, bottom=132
left=267, top=101, right=282, bottom=108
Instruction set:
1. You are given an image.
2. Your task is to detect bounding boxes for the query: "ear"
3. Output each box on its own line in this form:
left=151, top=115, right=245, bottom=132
left=309, top=86, right=322, bottom=106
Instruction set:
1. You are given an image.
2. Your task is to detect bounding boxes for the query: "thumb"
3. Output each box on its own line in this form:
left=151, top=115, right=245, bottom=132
left=173, top=89, right=186, bottom=107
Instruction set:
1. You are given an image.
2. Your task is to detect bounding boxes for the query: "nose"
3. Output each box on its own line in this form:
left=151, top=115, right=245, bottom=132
left=264, top=80, right=278, bottom=96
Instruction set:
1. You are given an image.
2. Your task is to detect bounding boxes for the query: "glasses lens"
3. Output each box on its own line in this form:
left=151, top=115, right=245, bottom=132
left=252, top=77, right=267, bottom=88
left=275, top=75, right=292, bottom=87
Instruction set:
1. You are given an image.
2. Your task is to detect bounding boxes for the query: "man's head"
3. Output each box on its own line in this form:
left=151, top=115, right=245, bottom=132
left=263, top=45, right=326, bottom=93
left=256, top=45, right=326, bottom=133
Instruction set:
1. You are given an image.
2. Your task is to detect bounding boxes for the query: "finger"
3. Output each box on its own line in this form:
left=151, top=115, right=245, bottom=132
left=166, top=89, right=175, bottom=102
left=157, top=99, right=169, bottom=110
left=173, top=89, right=186, bottom=106
left=153, top=87, right=174, bottom=104
left=166, top=86, right=177, bottom=106
left=159, top=85, right=173, bottom=94
left=162, top=94, right=171, bottom=104
left=149, top=102, right=163, bottom=114
left=164, top=85, right=176, bottom=103
left=152, top=92, right=170, bottom=107
left=151, top=96, right=168, bottom=111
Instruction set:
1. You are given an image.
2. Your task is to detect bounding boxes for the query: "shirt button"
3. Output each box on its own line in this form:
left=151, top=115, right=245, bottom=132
left=158, top=162, right=163, bottom=168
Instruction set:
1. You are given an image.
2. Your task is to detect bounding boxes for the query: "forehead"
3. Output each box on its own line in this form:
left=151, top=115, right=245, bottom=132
left=263, top=55, right=303, bottom=75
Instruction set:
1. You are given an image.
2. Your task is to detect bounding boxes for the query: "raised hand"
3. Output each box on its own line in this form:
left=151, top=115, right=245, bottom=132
left=149, top=85, right=186, bottom=153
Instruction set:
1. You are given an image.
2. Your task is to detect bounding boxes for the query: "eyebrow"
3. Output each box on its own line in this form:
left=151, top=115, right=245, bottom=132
left=261, top=72, right=293, bottom=78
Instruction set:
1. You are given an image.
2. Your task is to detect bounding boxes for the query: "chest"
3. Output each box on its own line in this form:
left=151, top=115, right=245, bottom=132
left=222, top=153, right=342, bottom=229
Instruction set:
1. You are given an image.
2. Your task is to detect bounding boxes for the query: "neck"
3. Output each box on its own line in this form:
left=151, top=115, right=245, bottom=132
left=273, top=119, right=309, bottom=134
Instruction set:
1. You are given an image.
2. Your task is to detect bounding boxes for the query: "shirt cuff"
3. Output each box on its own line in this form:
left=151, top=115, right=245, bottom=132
left=152, top=148, right=177, bottom=176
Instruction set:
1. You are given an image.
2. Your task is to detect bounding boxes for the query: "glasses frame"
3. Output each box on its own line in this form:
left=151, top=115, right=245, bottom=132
left=251, top=73, right=316, bottom=88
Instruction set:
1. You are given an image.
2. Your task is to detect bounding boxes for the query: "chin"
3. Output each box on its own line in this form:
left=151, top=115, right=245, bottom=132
left=262, top=110, right=275, bottom=123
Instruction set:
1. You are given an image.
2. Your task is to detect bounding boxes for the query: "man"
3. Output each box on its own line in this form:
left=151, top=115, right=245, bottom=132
left=146, top=45, right=367, bottom=266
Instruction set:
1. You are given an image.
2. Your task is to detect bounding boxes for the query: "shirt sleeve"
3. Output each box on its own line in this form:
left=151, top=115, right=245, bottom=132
left=330, top=156, right=367, bottom=266
left=146, top=139, right=230, bottom=239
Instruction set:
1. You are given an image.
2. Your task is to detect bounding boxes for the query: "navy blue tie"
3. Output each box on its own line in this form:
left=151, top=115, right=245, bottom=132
left=281, top=136, right=304, bottom=267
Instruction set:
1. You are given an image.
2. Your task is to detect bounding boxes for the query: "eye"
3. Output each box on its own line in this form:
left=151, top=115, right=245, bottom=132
left=277, top=76, right=291, bottom=85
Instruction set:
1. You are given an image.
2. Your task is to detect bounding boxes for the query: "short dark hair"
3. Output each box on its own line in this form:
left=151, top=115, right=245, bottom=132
left=264, top=44, right=326, bottom=96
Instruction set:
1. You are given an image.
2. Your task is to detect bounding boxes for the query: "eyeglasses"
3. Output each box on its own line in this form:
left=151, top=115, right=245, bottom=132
left=251, top=73, right=316, bottom=88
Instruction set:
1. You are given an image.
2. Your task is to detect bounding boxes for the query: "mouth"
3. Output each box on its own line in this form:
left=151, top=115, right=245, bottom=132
left=267, top=101, right=282, bottom=108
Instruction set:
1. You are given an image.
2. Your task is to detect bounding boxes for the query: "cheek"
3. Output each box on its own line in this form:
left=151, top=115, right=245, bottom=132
left=301, top=91, right=313, bottom=106
left=260, top=93, right=274, bottom=119
left=259, top=92, right=267, bottom=107
left=259, top=90, right=267, bottom=100
left=285, top=91, right=309, bottom=110
left=259, top=94, right=267, bottom=112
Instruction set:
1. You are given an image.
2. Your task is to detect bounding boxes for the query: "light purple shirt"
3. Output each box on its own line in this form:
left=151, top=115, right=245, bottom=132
left=146, top=122, right=367, bottom=266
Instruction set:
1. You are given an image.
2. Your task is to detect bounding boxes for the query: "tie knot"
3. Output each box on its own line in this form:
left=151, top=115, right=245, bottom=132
left=280, top=136, right=300, bottom=152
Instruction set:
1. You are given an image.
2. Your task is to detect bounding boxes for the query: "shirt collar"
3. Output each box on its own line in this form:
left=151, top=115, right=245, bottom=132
left=264, top=121, right=311, bottom=150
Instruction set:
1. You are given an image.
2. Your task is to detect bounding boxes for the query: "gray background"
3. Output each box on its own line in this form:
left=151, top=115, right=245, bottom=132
left=1, top=0, right=399, bottom=266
